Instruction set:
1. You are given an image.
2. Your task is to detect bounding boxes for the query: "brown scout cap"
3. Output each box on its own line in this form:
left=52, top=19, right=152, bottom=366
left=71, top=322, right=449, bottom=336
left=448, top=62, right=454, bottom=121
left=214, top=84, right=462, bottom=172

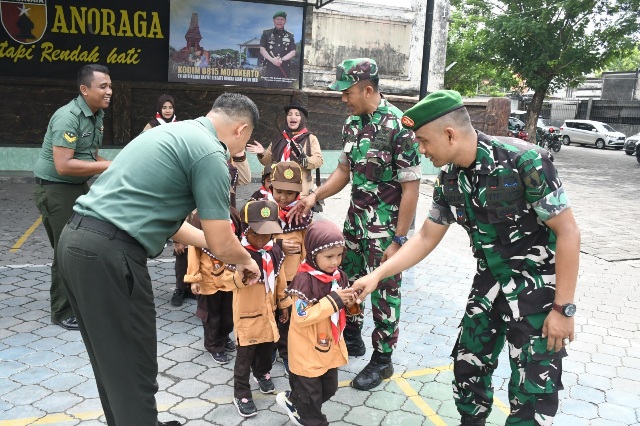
left=270, top=161, right=302, bottom=192
left=240, top=200, right=282, bottom=235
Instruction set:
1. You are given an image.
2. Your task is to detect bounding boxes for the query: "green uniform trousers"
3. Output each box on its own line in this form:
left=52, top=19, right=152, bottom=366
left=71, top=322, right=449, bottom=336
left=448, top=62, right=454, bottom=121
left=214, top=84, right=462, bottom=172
left=58, top=220, right=159, bottom=426
left=34, top=181, right=89, bottom=322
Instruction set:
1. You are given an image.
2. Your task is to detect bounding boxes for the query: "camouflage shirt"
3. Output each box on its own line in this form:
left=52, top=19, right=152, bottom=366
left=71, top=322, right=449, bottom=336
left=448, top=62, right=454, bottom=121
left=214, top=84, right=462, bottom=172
left=340, top=97, right=421, bottom=239
left=428, top=133, right=571, bottom=316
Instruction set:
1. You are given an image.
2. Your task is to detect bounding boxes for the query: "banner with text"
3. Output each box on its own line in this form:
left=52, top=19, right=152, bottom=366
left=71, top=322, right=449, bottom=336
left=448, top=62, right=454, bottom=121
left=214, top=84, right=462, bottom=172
left=0, top=0, right=169, bottom=81
left=169, top=1, right=303, bottom=89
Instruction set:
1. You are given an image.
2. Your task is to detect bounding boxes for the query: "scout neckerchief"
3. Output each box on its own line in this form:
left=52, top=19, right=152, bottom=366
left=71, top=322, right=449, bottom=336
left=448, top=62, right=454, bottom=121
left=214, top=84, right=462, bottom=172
left=280, top=128, right=309, bottom=162
left=297, top=261, right=346, bottom=342
left=155, top=113, right=177, bottom=126
left=259, top=185, right=272, bottom=200
left=278, top=196, right=300, bottom=227
left=241, top=235, right=275, bottom=294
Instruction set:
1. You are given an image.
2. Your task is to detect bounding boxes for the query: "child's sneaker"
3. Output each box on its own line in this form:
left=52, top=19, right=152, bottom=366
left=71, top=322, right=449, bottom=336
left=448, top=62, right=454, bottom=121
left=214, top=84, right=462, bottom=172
left=276, top=391, right=303, bottom=426
left=209, top=351, right=229, bottom=365
left=253, top=373, right=275, bottom=394
left=225, top=337, right=237, bottom=352
left=233, top=397, right=258, bottom=417
left=283, top=359, right=290, bottom=378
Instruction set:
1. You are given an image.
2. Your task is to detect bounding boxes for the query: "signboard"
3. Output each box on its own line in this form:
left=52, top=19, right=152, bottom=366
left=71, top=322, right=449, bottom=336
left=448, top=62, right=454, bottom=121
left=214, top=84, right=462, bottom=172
left=0, top=0, right=169, bottom=81
left=169, top=1, right=304, bottom=89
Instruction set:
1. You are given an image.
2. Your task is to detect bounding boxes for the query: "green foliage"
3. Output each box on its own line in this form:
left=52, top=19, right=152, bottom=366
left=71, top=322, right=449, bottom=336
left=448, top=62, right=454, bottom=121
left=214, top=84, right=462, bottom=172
left=597, top=45, right=640, bottom=74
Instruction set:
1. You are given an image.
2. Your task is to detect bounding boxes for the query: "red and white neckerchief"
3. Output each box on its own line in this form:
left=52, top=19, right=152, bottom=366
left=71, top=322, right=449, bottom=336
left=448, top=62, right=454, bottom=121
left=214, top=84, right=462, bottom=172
left=278, top=197, right=300, bottom=227
left=258, top=185, right=272, bottom=200
left=280, top=128, right=309, bottom=162
left=297, top=261, right=346, bottom=342
left=155, top=113, right=177, bottom=126
left=241, top=235, right=275, bottom=294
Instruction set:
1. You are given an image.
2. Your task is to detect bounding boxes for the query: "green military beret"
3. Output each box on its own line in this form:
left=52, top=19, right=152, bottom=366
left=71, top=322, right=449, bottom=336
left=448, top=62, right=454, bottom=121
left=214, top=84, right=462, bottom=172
left=273, top=11, right=287, bottom=19
left=329, top=58, right=379, bottom=91
left=401, top=90, right=464, bottom=131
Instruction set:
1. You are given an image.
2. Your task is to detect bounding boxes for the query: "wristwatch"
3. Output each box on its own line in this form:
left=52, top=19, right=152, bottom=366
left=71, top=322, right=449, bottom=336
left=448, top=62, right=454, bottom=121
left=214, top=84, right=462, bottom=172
left=552, top=302, right=576, bottom=317
left=392, top=235, right=408, bottom=246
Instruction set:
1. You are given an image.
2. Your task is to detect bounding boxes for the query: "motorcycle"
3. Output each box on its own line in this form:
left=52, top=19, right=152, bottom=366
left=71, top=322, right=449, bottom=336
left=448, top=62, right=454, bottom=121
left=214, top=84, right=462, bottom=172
left=508, top=125, right=528, bottom=141
left=537, top=128, right=561, bottom=153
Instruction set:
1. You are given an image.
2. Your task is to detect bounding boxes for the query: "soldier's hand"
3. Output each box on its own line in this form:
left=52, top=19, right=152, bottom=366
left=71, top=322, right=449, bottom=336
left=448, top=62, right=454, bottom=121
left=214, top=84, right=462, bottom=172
left=287, top=194, right=315, bottom=224
left=542, top=310, right=575, bottom=352
left=352, top=274, right=380, bottom=304
left=381, top=242, right=400, bottom=263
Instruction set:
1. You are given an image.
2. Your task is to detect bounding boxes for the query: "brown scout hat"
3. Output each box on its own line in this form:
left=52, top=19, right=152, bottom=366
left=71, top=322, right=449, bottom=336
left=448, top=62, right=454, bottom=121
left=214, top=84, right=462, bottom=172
left=270, top=161, right=302, bottom=192
left=240, top=200, right=282, bottom=235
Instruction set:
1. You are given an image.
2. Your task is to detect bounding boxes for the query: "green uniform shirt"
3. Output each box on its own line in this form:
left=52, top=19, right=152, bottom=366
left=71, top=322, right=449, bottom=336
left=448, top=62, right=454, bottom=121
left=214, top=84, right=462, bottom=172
left=339, top=97, right=421, bottom=239
left=74, top=117, right=231, bottom=257
left=34, top=95, right=105, bottom=184
left=428, top=132, right=570, bottom=316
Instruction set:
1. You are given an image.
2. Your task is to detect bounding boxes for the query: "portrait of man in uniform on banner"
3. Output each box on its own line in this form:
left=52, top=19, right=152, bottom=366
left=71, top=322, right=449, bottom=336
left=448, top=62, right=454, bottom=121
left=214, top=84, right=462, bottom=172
left=168, top=1, right=302, bottom=89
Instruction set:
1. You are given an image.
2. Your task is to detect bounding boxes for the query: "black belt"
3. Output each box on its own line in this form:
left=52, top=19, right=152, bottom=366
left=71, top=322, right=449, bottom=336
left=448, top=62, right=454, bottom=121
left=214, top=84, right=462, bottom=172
left=69, top=213, right=142, bottom=248
left=35, top=177, right=85, bottom=185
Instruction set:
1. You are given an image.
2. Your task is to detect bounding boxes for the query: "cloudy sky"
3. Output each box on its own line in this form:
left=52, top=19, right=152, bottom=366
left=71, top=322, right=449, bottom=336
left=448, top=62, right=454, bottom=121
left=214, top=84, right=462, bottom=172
left=169, top=0, right=304, bottom=51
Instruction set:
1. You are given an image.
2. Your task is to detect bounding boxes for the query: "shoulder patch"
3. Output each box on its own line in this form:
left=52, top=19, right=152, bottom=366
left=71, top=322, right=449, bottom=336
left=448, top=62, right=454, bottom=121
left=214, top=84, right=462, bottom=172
left=295, top=299, right=308, bottom=317
left=63, top=132, right=77, bottom=143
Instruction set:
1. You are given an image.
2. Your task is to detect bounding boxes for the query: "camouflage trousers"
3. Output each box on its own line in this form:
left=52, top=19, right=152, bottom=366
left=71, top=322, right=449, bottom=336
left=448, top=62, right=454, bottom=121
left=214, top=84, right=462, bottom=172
left=342, top=233, right=401, bottom=354
left=452, top=266, right=566, bottom=425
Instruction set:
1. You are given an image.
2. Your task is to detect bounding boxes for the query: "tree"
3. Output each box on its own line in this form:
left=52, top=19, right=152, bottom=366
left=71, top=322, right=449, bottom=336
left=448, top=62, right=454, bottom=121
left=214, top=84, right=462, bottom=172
left=597, top=44, right=640, bottom=74
left=454, top=0, right=640, bottom=141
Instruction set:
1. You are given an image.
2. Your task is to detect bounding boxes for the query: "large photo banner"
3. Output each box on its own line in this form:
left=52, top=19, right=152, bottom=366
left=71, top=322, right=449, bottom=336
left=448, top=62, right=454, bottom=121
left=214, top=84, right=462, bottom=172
left=0, top=0, right=169, bottom=81
left=169, top=0, right=303, bottom=89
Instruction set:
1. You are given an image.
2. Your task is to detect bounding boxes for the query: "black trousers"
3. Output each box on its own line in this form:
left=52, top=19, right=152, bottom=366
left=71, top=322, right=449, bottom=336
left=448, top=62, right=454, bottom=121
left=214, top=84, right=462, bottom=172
left=289, top=368, right=338, bottom=426
left=58, top=221, right=158, bottom=426
left=196, top=291, right=233, bottom=353
left=275, top=305, right=292, bottom=360
left=234, top=342, right=273, bottom=399
left=174, top=249, right=188, bottom=291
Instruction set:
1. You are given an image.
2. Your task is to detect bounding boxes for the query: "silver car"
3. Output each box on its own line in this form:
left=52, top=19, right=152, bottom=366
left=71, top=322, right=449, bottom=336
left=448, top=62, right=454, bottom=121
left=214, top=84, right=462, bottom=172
left=624, top=132, right=640, bottom=155
left=560, top=119, right=626, bottom=149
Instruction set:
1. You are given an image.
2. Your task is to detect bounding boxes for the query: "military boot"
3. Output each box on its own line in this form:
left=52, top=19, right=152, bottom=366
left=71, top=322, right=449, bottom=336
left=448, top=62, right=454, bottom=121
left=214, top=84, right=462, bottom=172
left=460, top=415, right=486, bottom=426
left=350, top=351, right=393, bottom=390
left=343, top=327, right=366, bottom=357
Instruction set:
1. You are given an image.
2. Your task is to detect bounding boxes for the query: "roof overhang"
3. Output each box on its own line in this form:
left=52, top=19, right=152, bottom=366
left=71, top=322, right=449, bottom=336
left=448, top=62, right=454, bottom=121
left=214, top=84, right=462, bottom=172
left=233, top=0, right=335, bottom=8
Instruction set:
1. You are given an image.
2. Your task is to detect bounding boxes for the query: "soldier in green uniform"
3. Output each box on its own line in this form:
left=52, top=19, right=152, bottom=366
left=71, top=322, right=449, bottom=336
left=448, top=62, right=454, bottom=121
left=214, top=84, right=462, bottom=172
left=260, top=10, right=296, bottom=88
left=33, top=64, right=113, bottom=330
left=290, top=58, right=421, bottom=391
left=353, top=90, right=581, bottom=425
left=57, top=93, right=262, bottom=426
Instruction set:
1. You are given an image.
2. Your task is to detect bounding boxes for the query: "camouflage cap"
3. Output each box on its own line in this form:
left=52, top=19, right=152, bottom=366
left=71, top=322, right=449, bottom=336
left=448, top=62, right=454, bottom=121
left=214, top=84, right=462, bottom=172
left=270, top=161, right=302, bottom=192
left=401, top=90, right=464, bottom=131
left=329, top=58, right=378, bottom=91
left=240, top=200, right=282, bottom=235
left=273, top=11, right=287, bottom=19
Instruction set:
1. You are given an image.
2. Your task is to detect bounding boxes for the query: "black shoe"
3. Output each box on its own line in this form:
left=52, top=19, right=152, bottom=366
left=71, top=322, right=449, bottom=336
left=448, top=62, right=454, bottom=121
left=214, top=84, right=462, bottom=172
left=233, top=397, right=258, bottom=417
left=184, top=290, right=197, bottom=300
left=158, top=421, right=182, bottom=426
left=344, top=327, right=366, bottom=357
left=253, top=373, right=275, bottom=394
left=210, top=351, right=229, bottom=365
left=170, top=289, right=185, bottom=307
left=53, top=317, right=79, bottom=331
left=460, top=415, right=486, bottom=426
left=350, top=352, right=394, bottom=391
left=225, top=337, right=237, bottom=352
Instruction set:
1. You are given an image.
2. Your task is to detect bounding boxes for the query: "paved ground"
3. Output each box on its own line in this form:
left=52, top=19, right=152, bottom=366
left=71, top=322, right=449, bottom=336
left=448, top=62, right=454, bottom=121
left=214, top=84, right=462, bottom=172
left=1, top=144, right=640, bottom=425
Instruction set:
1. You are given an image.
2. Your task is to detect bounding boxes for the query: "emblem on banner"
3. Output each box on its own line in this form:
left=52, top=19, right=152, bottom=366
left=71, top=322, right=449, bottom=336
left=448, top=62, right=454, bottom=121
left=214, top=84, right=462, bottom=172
left=1, top=0, right=48, bottom=45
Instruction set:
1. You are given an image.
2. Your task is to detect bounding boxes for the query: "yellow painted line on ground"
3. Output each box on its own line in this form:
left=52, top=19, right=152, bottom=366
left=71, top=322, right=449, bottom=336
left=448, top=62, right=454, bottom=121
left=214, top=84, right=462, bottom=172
left=494, top=396, right=510, bottom=415
left=393, top=377, right=447, bottom=426
left=10, top=215, right=41, bottom=253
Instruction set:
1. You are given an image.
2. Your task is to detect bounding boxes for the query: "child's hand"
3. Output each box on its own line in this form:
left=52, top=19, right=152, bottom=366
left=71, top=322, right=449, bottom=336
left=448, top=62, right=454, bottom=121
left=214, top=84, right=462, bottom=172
left=335, top=288, right=357, bottom=306
left=282, top=240, right=301, bottom=255
left=279, top=308, right=290, bottom=323
left=173, top=242, right=186, bottom=255
left=190, top=283, right=201, bottom=295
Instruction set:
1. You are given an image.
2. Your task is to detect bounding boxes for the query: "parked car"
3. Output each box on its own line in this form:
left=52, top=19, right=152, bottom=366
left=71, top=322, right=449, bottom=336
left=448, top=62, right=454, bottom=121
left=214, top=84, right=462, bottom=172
left=637, top=143, right=640, bottom=164
left=509, top=116, right=525, bottom=130
left=623, top=132, right=640, bottom=155
left=560, top=119, right=626, bottom=149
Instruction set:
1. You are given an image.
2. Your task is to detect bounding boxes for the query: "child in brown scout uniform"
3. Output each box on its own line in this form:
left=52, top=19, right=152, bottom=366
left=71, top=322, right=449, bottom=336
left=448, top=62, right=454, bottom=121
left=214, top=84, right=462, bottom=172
left=183, top=209, right=241, bottom=365
left=270, top=161, right=313, bottom=376
left=248, top=164, right=273, bottom=201
left=276, top=221, right=358, bottom=426
left=223, top=199, right=291, bottom=418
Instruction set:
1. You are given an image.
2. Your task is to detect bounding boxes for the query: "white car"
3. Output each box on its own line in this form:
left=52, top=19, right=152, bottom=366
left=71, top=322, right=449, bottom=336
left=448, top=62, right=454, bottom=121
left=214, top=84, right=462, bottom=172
left=560, top=119, right=626, bottom=149
left=623, top=132, right=640, bottom=155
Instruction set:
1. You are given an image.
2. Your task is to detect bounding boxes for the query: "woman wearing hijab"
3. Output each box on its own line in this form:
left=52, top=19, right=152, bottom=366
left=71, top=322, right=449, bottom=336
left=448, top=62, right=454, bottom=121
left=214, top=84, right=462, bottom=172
left=247, top=103, right=323, bottom=196
left=142, top=94, right=177, bottom=132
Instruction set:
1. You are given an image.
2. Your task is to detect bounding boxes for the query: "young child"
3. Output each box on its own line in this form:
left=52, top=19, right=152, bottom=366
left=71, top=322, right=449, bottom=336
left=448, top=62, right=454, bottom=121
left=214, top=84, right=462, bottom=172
left=270, top=161, right=313, bottom=376
left=223, top=199, right=291, bottom=418
left=183, top=209, right=240, bottom=364
left=277, top=221, right=357, bottom=426
left=249, top=164, right=273, bottom=201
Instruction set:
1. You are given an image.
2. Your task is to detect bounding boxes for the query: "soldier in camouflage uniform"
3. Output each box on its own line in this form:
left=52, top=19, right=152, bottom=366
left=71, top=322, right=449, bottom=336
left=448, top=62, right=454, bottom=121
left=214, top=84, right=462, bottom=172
left=353, top=90, right=580, bottom=425
left=260, top=11, right=296, bottom=88
left=290, top=58, right=421, bottom=391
